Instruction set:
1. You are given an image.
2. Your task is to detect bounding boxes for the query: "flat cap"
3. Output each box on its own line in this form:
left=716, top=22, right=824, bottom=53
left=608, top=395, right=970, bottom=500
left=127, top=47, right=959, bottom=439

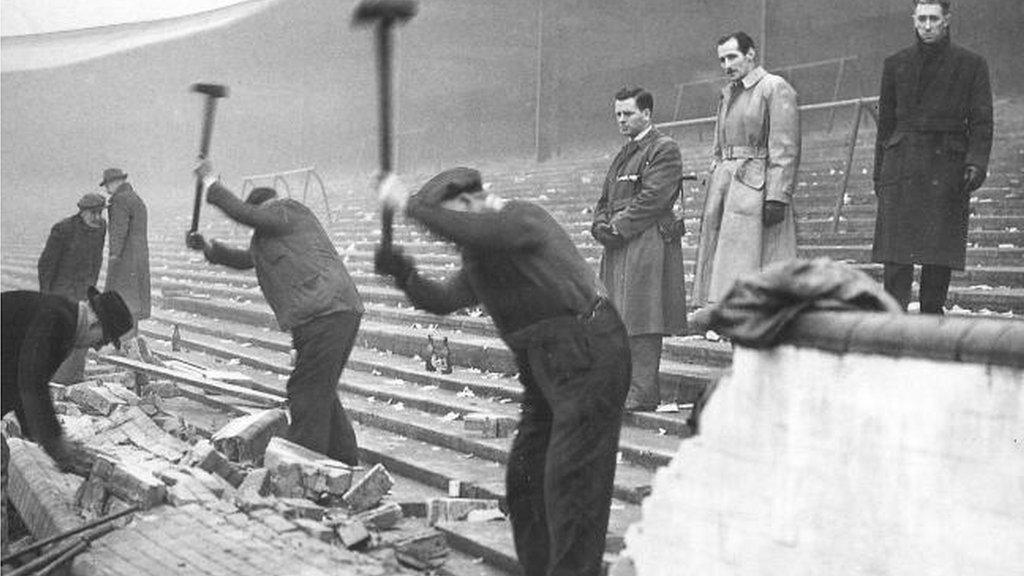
left=413, top=167, right=483, bottom=207
left=99, top=167, right=128, bottom=187
left=77, top=193, right=106, bottom=210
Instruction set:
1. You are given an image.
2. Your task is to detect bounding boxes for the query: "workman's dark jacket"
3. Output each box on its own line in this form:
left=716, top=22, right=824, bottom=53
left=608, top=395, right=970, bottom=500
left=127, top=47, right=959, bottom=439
left=205, top=183, right=363, bottom=331
left=400, top=198, right=603, bottom=339
left=872, top=34, right=993, bottom=269
left=37, top=214, right=106, bottom=301
left=1, top=291, right=80, bottom=444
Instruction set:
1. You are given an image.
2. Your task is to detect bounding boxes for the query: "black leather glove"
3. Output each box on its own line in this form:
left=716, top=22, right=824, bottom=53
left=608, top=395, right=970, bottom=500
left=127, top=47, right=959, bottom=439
left=763, top=200, right=787, bottom=227
left=186, top=231, right=206, bottom=251
left=963, top=165, right=985, bottom=194
left=375, top=245, right=416, bottom=287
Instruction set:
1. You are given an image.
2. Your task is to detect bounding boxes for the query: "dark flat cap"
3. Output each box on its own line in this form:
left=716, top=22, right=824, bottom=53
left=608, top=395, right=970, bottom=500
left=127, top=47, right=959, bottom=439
left=99, top=168, right=128, bottom=187
left=77, top=193, right=106, bottom=210
left=414, top=167, right=483, bottom=207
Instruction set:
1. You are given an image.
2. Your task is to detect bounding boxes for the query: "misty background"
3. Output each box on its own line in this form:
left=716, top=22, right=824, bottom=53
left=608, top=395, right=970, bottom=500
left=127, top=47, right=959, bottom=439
left=3, top=0, right=1022, bottom=245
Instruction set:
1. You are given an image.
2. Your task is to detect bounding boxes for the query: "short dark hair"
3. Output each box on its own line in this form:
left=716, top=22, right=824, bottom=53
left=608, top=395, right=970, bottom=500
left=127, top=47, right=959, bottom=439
left=914, top=0, right=950, bottom=13
left=614, top=85, right=653, bottom=113
left=717, top=31, right=756, bottom=55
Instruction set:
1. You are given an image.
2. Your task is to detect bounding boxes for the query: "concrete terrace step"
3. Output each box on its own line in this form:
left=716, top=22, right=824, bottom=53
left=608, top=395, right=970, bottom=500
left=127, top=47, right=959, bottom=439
left=155, top=294, right=718, bottom=403
left=138, top=322, right=668, bottom=506
left=7, top=248, right=1024, bottom=293
left=5, top=245, right=1024, bottom=315
left=146, top=308, right=698, bottom=437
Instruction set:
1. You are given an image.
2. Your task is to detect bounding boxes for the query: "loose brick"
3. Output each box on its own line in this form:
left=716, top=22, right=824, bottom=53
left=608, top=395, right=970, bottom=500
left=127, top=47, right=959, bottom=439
left=75, top=477, right=110, bottom=516
left=293, top=518, right=336, bottom=543
left=186, top=440, right=246, bottom=488
left=6, top=438, right=84, bottom=538
left=276, top=497, right=326, bottom=521
left=94, top=455, right=166, bottom=509
left=354, top=501, right=404, bottom=531
left=335, top=520, right=371, bottom=549
left=236, top=468, right=271, bottom=498
left=211, top=409, right=288, bottom=464
left=343, top=464, right=394, bottom=513
left=259, top=512, right=300, bottom=534
left=393, top=528, right=449, bottom=569
left=66, top=381, right=126, bottom=416
left=263, top=437, right=354, bottom=499
left=425, top=498, right=500, bottom=525
left=100, top=382, right=141, bottom=406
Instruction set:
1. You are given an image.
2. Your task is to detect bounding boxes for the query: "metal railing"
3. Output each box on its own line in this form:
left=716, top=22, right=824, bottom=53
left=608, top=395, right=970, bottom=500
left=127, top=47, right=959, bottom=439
left=240, top=166, right=334, bottom=222
left=657, top=95, right=880, bottom=233
left=671, top=55, right=860, bottom=124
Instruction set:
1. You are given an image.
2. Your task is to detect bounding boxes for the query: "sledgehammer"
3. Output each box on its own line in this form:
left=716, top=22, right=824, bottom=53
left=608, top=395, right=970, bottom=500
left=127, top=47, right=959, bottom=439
left=352, top=0, right=417, bottom=251
left=189, top=82, right=229, bottom=235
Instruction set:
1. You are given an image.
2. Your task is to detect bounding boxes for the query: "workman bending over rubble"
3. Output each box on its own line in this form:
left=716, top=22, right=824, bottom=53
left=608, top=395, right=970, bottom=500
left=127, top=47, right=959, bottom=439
left=374, top=168, right=630, bottom=576
left=2, top=288, right=134, bottom=469
left=187, top=160, right=364, bottom=466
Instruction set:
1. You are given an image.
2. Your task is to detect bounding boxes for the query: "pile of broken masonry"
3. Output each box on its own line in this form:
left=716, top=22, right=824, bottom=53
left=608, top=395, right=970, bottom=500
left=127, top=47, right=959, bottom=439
left=1, top=359, right=505, bottom=575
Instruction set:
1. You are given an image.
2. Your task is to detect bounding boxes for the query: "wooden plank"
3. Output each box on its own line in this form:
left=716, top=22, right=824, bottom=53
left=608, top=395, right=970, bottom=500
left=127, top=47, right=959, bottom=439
left=92, top=354, right=284, bottom=407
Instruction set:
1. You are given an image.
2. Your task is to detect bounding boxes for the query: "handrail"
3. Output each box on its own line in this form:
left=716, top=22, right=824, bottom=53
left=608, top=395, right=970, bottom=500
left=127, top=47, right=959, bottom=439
left=657, top=96, right=880, bottom=230
left=671, top=55, right=860, bottom=122
left=656, top=95, right=879, bottom=130
left=240, top=166, right=335, bottom=222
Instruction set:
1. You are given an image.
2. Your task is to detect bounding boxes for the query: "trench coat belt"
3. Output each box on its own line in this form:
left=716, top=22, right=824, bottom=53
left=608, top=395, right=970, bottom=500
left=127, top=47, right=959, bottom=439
left=720, top=145, right=768, bottom=160
left=896, top=118, right=966, bottom=133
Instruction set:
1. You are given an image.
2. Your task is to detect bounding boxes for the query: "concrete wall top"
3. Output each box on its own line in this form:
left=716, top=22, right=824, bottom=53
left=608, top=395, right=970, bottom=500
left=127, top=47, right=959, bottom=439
left=780, top=312, right=1024, bottom=368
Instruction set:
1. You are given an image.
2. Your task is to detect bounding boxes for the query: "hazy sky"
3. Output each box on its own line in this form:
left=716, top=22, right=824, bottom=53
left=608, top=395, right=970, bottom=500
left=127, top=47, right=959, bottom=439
left=2, top=0, right=1019, bottom=244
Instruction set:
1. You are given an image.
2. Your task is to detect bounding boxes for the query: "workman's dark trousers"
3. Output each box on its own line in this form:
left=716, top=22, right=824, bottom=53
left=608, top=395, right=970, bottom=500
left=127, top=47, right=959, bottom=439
left=287, top=310, right=361, bottom=465
left=883, top=263, right=952, bottom=314
left=505, top=299, right=630, bottom=576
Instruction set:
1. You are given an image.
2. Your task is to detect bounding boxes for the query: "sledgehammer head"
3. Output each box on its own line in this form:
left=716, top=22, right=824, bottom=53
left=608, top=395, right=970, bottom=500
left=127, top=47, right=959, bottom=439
left=352, top=0, right=417, bottom=25
left=191, top=83, right=229, bottom=99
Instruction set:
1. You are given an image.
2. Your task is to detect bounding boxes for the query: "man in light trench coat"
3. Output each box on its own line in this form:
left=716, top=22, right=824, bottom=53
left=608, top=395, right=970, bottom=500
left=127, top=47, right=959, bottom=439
left=693, top=32, right=801, bottom=313
left=591, top=85, right=687, bottom=412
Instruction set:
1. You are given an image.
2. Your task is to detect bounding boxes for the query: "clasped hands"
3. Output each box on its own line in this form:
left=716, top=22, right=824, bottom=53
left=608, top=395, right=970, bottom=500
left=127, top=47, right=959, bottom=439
left=590, top=221, right=626, bottom=248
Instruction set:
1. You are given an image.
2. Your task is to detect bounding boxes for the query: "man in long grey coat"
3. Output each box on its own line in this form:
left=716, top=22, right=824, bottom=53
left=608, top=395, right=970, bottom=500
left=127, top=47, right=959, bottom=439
left=101, top=168, right=151, bottom=324
left=693, top=32, right=801, bottom=310
left=871, top=0, right=993, bottom=314
left=591, top=85, right=687, bottom=412
left=37, top=193, right=107, bottom=383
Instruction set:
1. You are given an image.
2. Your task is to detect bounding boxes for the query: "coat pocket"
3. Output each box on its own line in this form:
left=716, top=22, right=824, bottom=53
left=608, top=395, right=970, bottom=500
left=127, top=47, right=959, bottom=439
left=735, top=158, right=766, bottom=191
left=877, top=133, right=905, bottom=185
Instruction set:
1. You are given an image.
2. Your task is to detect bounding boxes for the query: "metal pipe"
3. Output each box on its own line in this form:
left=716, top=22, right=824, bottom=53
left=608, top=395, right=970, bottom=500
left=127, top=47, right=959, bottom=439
left=831, top=101, right=865, bottom=233
left=1, top=506, right=138, bottom=565
left=533, top=0, right=544, bottom=161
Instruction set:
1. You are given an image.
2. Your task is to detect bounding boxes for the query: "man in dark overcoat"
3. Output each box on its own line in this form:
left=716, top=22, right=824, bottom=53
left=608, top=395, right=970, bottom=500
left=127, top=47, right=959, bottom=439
left=37, top=193, right=107, bottom=383
left=187, top=160, right=364, bottom=466
left=591, top=85, right=687, bottom=411
left=872, top=0, right=993, bottom=313
left=101, top=168, right=151, bottom=323
left=2, top=288, right=133, bottom=468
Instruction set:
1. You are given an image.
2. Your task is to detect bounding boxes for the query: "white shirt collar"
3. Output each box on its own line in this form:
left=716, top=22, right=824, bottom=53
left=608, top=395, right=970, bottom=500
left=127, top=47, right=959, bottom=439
left=633, top=125, right=653, bottom=142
